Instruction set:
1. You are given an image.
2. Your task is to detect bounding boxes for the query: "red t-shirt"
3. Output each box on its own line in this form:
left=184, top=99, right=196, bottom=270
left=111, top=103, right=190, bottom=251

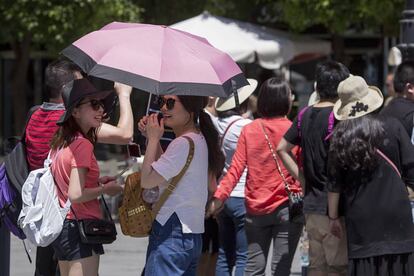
left=214, top=117, right=301, bottom=215
left=25, top=108, right=65, bottom=170
left=51, top=136, right=102, bottom=220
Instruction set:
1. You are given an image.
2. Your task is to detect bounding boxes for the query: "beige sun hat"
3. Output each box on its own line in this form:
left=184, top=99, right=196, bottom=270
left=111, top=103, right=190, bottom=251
left=215, top=78, right=258, bottom=112
left=333, top=75, right=384, bottom=121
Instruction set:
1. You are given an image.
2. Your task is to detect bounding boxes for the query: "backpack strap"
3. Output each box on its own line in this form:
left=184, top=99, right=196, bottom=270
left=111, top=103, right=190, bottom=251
left=151, top=136, right=195, bottom=218
left=21, top=105, right=41, bottom=144
left=220, top=118, right=242, bottom=148
left=49, top=149, right=72, bottom=211
left=297, top=106, right=310, bottom=139
left=376, top=149, right=401, bottom=178
left=324, top=111, right=335, bottom=141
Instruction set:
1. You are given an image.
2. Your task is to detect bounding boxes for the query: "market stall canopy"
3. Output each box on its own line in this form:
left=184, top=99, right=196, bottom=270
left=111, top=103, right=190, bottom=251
left=171, top=12, right=331, bottom=69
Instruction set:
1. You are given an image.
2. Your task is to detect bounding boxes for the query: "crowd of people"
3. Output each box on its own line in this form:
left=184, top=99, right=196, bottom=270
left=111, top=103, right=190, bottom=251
left=14, top=57, right=414, bottom=276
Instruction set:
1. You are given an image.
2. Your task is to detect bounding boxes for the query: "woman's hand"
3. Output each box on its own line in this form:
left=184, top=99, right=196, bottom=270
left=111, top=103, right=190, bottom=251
left=146, top=113, right=164, bottom=142
left=102, top=180, right=123, bottom=196
left=206, top=198, right=224, bottom=218
left=138, top=115, right=149, bottom=137
left=329, top=218, right=343, bottom=239
left=99, top=176, right=116, bottom=185
left=114, top=82, right=132, bottom=97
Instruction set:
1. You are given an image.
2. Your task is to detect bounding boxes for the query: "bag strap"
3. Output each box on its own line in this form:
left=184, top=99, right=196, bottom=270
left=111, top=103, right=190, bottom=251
left=151, top=136, right=195, bottom=218
left=21, top=105, right=41, bottom=144
left=376, top=149, right=401, bottom=178
left=219, top=118, right=242, bottom=148
left=324, top=111, right=335, bottom=141
left=259, top=121, right=294, bottom=195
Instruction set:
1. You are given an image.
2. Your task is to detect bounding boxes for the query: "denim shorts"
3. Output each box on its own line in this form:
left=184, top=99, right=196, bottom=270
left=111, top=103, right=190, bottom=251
left=51, top=219, right=104, bottom=261
left=144, top=213, right=202, bottom=275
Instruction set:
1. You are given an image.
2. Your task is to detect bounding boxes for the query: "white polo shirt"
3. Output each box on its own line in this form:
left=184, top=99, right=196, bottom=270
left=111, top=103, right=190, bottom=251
left=151, top=132, right=208, bottom=234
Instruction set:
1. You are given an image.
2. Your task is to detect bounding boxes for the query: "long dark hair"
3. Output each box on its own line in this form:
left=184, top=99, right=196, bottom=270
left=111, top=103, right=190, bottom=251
left=178, top=95, right=225, bottom=178
left=328, top=115, right=385, bottom=177
left=50, top=107, right=98, bottom=150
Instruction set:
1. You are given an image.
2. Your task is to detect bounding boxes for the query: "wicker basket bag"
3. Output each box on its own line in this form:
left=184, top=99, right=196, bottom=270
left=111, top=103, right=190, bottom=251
left=118, top=136, right=194, bottom=237
left=118, top=172, right=154, bottom=237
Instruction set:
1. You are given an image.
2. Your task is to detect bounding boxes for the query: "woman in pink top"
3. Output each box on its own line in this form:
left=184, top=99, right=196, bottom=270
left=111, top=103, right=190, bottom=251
left=50, top=79, right=127, bottom=276
left=208, top=77, right=303, bottom=276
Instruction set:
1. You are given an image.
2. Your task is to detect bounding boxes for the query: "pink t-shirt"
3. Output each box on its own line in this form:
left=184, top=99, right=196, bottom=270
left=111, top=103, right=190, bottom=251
left=51, top=136, right=102, bottom=220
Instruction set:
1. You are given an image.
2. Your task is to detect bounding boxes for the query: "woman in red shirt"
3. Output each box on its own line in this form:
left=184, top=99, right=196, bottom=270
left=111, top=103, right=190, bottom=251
left=50, top=79, right=125, bottom=276
left=208, top=77, right=303, bottom=276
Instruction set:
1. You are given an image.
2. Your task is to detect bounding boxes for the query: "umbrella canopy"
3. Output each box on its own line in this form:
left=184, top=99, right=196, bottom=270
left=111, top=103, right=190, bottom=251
left=62, top=22, right=248, bottom=97
left=171, top=12, right=331, bottom=69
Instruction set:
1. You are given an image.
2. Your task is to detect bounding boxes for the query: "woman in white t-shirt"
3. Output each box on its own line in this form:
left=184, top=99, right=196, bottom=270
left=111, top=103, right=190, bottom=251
left=138, top=95, right=225, bottom=276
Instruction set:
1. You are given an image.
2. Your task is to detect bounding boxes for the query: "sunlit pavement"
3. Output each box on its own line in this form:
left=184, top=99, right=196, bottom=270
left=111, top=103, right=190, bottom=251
left=10, top=223, right=302, bottom=275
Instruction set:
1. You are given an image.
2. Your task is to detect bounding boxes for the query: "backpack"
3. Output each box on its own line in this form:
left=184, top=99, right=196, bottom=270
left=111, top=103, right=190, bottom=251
left=18, top=151, right=71, bottom=247
left=0, top=106, right=39, bottom=239
left=296, top=106, right=335, bottom=168
left=0, top=164, right=26, bottom=239
left=297, top=106, right=335, bottom=141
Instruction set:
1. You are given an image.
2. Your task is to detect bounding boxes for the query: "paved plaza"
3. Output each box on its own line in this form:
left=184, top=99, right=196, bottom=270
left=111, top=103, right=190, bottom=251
left=9, top=223, right=303, bottom=276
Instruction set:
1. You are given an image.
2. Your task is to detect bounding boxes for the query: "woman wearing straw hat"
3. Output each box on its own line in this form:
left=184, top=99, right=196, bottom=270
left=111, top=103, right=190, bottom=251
left=208, top=77, right=303, bottom=276
left=327, top=75, right=414, bottom=275
left=207, top=78, right=257, bottom=276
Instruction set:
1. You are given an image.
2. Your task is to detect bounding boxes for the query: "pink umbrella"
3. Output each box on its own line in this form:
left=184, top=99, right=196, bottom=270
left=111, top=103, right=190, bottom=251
left=62, top=22, right=248, bottom=97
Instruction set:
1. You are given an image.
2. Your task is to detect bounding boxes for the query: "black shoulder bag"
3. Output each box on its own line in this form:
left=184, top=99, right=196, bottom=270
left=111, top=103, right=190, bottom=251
left=54, top=173, right=117, bottom=244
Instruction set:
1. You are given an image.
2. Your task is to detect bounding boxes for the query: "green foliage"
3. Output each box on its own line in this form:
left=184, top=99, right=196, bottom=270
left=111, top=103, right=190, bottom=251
left=278, top=0, right=405, bottom=35
left=0, top=0, right=141, bottom=53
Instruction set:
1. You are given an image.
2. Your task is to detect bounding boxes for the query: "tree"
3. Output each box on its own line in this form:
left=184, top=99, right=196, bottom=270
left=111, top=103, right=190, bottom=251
left=261, top=0, right=405, bottom=61
left=0, top=0, right=141, bottom=134
left=278, top=0, right=404, bottom=35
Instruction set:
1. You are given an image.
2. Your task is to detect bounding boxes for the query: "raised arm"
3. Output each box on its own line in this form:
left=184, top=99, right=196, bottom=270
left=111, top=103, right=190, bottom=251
left=97, top=82, right=134, bottom=144
left=141, top=114, right=166, bottom=189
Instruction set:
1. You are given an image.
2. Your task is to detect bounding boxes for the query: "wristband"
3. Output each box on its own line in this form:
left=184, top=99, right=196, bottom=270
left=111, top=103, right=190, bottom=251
left=328, top=215, right=339, bottom=220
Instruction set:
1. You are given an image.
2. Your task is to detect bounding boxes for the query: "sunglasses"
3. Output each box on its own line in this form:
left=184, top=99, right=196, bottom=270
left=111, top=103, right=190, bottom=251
left=77, top=99, right=105, bottom=111
left=157, top=97, right=176, bottom=110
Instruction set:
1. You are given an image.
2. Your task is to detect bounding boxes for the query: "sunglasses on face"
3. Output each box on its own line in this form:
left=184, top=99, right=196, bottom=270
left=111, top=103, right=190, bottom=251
left=77, top=99, right=105, bottom=111
left=157, top=97, right=176, bottom=110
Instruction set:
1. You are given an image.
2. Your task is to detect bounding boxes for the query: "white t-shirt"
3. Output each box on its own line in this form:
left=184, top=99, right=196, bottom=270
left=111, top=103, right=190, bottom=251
left=151, top=132, right=208, bottom=234
left=210, top=115, right=251, bottom=197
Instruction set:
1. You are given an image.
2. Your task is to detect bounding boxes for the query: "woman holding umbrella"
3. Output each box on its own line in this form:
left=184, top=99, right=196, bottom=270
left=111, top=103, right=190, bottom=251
left=138, top=95, right=225, bottom=275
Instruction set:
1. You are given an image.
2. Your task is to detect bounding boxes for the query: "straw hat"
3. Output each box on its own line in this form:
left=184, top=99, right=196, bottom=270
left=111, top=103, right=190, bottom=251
left=215, top=78, right=257, bottom=112
left=333, top=75, right=384, bottom=121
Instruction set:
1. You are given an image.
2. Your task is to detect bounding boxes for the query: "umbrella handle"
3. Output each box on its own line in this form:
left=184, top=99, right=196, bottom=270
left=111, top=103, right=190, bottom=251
left=231, top=80, right=240, bottom=108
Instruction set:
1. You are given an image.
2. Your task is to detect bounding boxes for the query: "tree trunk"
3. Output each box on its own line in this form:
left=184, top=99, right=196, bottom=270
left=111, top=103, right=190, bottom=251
left=10, top=33, right=32, bottom=135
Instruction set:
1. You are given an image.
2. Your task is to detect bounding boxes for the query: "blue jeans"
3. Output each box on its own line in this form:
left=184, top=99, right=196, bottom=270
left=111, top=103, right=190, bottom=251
left=216, top=197, right=248, bottom=276
left=144, top=213, right=202, bottom=276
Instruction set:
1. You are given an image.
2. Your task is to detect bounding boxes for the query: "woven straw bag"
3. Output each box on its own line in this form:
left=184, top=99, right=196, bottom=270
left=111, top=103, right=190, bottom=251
left=118, top=136, right=194, bottom=237
left=118, top=172, right=154, bottom=237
